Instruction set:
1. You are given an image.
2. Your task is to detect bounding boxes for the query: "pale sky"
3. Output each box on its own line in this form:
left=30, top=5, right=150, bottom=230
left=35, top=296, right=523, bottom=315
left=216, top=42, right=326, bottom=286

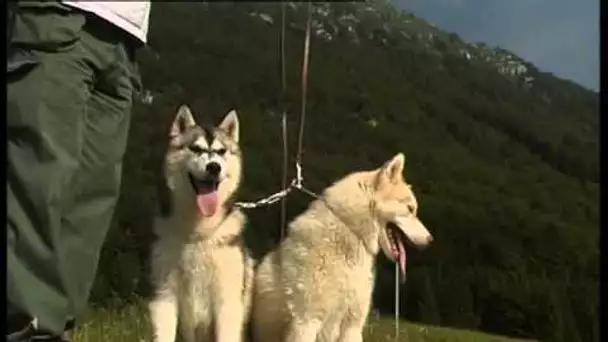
left=394, top=0, right=599, bottom=91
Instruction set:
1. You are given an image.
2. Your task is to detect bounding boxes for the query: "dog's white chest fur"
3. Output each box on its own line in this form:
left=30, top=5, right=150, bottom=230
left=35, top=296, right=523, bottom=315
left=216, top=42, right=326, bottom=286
left=149, top=212, right=252, bottom=342
left=176, top=241, right=217, bottom=324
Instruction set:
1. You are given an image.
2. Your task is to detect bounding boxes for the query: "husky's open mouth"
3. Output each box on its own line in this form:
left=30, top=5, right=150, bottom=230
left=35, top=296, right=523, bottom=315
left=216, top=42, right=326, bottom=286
left=188, top=173, right=220, bottom=217
left=386, top=222, right=407, bottom=280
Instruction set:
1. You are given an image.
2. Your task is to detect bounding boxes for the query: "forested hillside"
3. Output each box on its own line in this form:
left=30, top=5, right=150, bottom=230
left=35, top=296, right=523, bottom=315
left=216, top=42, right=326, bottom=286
left=91, top=2, right=599, bottom=342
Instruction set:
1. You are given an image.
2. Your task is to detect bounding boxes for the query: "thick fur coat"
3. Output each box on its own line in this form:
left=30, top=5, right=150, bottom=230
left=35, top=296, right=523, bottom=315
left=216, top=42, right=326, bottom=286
left=251, top=153, right=433, bottom=342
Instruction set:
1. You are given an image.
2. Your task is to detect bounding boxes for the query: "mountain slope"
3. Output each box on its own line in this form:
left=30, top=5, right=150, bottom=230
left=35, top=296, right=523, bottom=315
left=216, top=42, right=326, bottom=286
left=93, top=2, right=599, bottom=342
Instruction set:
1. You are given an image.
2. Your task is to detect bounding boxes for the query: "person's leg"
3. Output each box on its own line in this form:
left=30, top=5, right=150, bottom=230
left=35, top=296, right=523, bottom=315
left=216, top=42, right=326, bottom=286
left=7, top=2, right=140, bottom=336
left=59, top=16, right=140, bottom=321
left=7, top=2, right=93, bottom=335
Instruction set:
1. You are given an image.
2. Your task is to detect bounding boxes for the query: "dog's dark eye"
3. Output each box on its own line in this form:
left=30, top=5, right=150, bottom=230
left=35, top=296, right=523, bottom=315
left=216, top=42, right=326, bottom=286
left=216, top=148, right=227, bottom=156
left=188, top=145, right=204, bottom=154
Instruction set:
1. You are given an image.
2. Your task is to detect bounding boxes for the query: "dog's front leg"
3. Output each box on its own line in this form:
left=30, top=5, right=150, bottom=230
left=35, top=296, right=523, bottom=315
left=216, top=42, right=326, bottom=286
left=336, top=290, right=372, bottom=342
left=213, top=261, right=247, bottom=341
left=214, top=301, right=245, bottom=342
left=285, top=318, right=322, bottom=342
left=336, top=326, right=364, bottom=342
left=149, top=288, right=179, bottom=342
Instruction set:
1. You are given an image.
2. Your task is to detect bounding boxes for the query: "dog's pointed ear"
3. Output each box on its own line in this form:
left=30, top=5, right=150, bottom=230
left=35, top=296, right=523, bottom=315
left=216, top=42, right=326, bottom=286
left=169, top=105, right=196, bottom=147
left=376, top=153, right=405, bottom=187
left=218, top=109, right=239, bottom=143
left=170, top=105, right=196, bottom=138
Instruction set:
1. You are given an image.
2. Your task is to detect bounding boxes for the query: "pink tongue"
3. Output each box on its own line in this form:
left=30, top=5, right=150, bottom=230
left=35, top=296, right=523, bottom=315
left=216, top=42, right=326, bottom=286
left=196, top=191, right=218, bottom=217
left=396, top=239, right=407, bottom=281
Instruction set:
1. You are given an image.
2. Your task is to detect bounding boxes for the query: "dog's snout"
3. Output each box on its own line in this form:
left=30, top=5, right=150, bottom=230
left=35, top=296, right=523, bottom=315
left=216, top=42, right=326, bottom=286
left=427, top=235, right=434, bottom=244
left=206, top=162, right=221, bottom=176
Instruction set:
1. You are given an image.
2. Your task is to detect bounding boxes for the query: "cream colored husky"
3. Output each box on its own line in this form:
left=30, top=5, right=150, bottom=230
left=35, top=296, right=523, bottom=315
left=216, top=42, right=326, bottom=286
left=148, top=105, right=253, bottom=342
left=251, top=153, right=433, bottom=342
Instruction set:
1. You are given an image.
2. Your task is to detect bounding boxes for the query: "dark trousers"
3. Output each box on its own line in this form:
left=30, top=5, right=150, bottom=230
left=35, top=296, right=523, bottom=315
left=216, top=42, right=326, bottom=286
left=7, top=1, right=141, bottom=334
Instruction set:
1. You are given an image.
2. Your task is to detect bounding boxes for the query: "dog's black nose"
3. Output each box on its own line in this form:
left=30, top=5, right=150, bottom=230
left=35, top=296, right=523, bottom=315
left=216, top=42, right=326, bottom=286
left=206, top=162, right=221, bottom=176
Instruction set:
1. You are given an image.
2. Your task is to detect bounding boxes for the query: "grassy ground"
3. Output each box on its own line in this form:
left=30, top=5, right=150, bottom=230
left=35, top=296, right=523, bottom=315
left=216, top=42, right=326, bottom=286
left=68, top=301, right=538, bottom=342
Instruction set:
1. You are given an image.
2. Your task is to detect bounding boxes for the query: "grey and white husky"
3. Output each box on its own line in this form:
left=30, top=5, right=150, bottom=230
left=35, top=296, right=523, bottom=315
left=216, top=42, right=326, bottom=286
left=148, top=105, right=253, bottom=342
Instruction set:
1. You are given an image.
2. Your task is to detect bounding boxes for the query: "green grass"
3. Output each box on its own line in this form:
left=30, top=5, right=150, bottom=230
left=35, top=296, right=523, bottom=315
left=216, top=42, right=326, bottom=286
left=69, top=300, right=538, bottom=342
